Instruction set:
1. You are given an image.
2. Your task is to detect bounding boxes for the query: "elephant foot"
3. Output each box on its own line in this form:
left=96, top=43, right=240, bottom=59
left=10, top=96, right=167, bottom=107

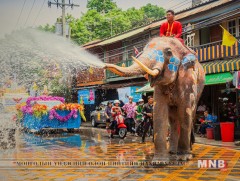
left=152, top=154, right=169, bottom=165
left=169, top=150, right=177, bottom=155
left=169, top=151, right=177, bottom=161
left=185, top=153, right=193, bottom=160
left=177, top=152, right=193, bottom=161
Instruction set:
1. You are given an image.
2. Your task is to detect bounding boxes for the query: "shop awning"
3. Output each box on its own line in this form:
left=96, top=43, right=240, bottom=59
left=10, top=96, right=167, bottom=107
left=205, top=72, right=233, bottom=85
left=135, top=83, right=154, bottom=93
left=202, top=58, right=240, bottom=74
left=136, top=72, right=233, bottom=92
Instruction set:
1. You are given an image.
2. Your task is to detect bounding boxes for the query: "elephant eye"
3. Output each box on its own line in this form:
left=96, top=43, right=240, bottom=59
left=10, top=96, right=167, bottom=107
left=165, top=48, right=172, bottom=56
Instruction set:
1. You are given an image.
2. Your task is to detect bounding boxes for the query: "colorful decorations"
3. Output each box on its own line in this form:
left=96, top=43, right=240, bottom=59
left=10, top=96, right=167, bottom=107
left=15, top=96, right=86, bottom=123
left=49, top=103, right=84, bottom=122
left=168, top=56, right=180, bottom=72
left=16, top=102, right=26, bottom=120
left=32, top=104, right=48, bottom=118
left=49, top=109, right=78, bottom=122
left=52, top=103, right=84, bottom=111
left=32, top=82, right=38, bottom=91
left=16, top=103, right=48, bottom=119
left=182, top=54, right=196, bottom=70
left=26, top=96, right=65, bottom=106
left=88, top=66, right=93, bottom=74
left=78, top=89, right=95, bottom=105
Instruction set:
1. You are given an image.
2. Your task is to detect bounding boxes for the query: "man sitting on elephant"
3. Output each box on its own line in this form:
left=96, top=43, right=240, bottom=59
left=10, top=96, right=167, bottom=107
left=160, top=10, right=183, bottom=44
left=160, top=10, right=196, bottom=69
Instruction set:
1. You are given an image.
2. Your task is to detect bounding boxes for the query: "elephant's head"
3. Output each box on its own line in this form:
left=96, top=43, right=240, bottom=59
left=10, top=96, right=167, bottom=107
left=105, top=37, right=190, bottom=86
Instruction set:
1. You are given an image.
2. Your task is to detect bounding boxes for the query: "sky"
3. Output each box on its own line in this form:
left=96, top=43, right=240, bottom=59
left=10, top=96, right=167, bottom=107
left=0, top=0, right=192, bottom=38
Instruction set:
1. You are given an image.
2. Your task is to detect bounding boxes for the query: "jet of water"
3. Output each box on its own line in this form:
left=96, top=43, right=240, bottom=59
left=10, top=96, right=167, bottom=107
left=0, top=28, right=104, bottom=87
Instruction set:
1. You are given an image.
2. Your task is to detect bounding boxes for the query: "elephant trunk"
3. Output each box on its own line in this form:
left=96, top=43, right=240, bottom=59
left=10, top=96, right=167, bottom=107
left=131, top=56, right=159, bottom=77
left=104, top=61, right=147, bottom=77
left=104, top=56, right=160, bottom=77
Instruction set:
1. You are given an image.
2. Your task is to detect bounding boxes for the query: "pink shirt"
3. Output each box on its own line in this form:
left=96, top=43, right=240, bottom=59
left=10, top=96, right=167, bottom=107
left=122, top=102, right=136, bottom=118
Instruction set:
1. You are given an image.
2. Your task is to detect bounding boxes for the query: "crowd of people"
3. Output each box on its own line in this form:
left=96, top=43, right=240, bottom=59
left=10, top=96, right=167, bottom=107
left=105, top=96, right=153, bottom=143
left=105, top=96, right=221, bottom=141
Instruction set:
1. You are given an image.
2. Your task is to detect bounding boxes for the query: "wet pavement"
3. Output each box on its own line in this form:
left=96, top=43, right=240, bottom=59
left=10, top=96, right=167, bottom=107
left=0, top=125, right=240, bottom=181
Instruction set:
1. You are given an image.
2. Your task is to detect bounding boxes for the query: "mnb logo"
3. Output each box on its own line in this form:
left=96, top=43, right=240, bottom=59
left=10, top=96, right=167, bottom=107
left=198, top=160, right=227, bottom=169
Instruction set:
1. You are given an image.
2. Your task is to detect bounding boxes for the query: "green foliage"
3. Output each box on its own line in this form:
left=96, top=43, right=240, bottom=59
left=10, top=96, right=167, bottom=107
left=39, top=2, right=166, bottom=45
left=49, top=76, right=73, bottom=103
left=125, top=8, right=146, bottom=27
left=38, top=24, right=55, bottom=33
left=140, top=3, right=165, bottom=20
left=87, top=0, right=117, bottom=13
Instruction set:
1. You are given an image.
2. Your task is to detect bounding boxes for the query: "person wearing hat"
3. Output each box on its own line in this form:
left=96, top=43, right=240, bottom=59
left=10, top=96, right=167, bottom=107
left=109, top=100, right=123, bottom=137
left=122, top=96, right=136, bottom=135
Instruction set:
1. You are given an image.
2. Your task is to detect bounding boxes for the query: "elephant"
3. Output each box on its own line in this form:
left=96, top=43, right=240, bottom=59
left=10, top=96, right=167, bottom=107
left=104, top=37, right=205, bottom=163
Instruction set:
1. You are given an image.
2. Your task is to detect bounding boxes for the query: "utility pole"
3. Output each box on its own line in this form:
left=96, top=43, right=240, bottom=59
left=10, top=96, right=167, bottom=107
left=62, top=0, right=66, bottom=37
left=48, top=0, right=79, bottom=37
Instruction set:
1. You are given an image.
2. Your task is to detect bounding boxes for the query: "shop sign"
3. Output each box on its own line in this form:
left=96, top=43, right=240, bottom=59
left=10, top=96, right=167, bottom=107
left=205, top=72, right=233, bottom=85
left=117, top=86, right=142, bottom=103
left=78, top=89, right=95, bottom=105
left=237, top=71, right=240, bottom=89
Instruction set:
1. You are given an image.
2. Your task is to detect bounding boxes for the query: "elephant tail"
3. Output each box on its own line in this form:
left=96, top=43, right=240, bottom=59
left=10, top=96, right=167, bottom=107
left=191, top=128, right=195, bottom=144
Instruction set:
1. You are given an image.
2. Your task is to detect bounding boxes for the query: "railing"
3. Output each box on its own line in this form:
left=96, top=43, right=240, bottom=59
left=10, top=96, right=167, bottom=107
left=191, top=39, right=240, bottom=62
left=99, top=40, right=147, bottom=63
left=105, top=39, right=240, bottom=80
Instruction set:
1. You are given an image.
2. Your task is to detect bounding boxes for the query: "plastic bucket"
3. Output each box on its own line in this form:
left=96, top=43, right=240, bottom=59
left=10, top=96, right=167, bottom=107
left=206, top=128, right=214, bottom=139
left=220, top=122, right=234, bottom=142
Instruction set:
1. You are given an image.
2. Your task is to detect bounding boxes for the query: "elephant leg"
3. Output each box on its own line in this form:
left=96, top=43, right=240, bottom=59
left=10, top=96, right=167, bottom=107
left=177, top=107, right=193, bottom=161
left=169, top=107, right=179, bottom=155
left=152, top=88, right=169, bottom=164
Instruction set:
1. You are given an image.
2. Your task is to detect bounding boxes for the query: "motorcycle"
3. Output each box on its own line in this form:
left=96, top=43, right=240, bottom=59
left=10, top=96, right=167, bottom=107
left=107, top=114, right=127, bottom=139
left=134, top=117, right=153, bottom=137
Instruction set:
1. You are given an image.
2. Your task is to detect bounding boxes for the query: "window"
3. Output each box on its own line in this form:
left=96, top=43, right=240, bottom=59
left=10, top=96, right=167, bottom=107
left=239, top=18, right=240, bottom=36
left=185, top=33, right=195, bottom=47
left=228, top=19, right=236, bottom=36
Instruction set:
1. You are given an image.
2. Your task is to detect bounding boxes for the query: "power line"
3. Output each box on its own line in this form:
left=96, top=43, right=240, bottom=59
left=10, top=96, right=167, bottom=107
left=169, top=0, right=192, bottom=10
left=172, top=0, right=192, bottom=11
left=33, top=0, right=46, bottom=27
left=15, top=0, right=27, bottom=29
left=165, top=0, right=184, bottom=10
left=48, top=0, right=79, bottom=37
left=24, top=0, right=37, bottom=26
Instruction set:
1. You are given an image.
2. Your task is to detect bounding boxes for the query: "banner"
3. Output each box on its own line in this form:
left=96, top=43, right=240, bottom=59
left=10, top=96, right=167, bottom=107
left=117, top=87, right=130, bottom=104
left=233, top=71, right=240, bottom=89
left=237, top=71, right=240, bottom=89
left=78, top=89, right=95, bottom=105
left=130, top=86, right=142, bottom=103
left=117, top=86, right=142, bottom=103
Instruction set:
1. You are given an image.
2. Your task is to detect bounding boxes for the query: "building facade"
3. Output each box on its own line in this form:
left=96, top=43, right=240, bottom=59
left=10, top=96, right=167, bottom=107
left=76, top=0, right=240, bottom=134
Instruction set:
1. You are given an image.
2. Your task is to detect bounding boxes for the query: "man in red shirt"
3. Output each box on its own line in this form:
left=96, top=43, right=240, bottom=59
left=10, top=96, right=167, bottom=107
left=160, top=10, right=197, bottom=69
left=160, top=10, right=184, bottom=44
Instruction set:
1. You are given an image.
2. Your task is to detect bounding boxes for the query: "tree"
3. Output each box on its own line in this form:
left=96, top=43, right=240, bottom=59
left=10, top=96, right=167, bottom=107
left=38, top=24, right=55, bottom=33
left=87, top=0, right=117, bottom=13
left=141, top=3, right=165, bottom=20
left=125, top=7, right=145, bottom=27
left=104, top=9, right=131, bottom=36
left=37, top=2, right=166, bottom=45
left=70, top=18, right=92, bottom=45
